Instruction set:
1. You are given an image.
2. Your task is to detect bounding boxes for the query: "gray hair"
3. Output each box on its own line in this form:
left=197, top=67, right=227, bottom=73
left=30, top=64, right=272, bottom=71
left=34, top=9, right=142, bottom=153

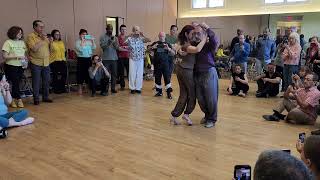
left=289, top=32, right=300, bottom=45
left=254, top=150, right=311, bottom=180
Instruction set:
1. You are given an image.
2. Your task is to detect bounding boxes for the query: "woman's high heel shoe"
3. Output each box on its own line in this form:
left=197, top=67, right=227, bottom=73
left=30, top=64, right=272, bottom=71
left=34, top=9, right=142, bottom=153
left=182, top=114, right=193, bottom=126
left=170, top=116, right=180, bottom=125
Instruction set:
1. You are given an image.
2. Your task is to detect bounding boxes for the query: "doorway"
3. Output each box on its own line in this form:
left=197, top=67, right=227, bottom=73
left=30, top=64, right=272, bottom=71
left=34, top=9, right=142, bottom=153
left=106, top=17, right=125, bottom=36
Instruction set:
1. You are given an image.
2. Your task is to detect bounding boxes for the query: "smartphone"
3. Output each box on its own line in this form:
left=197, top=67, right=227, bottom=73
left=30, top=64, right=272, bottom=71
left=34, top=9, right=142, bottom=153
left=84, top=35, right=92, bottom=40
left=282, top=149, right=291, bottom=154
left=234, top=165, right=251, bottom=180
left=299, top=133, right=306, bottom=143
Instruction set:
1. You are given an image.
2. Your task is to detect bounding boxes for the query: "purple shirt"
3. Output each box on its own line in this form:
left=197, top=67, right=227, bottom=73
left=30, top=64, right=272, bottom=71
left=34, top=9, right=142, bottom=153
left=195, top=29, right=219, bottom=72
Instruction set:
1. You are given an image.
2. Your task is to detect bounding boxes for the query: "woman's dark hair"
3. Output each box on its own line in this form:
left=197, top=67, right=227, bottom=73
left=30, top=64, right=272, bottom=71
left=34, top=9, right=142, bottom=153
left=178, top=25, right=195, bottom=46
left=51, top=29, right=61, bottom=41
left=79, top=29, right=88, bottom=35
left=7, top=26, right=23, bottom=40
left=91, top=55, right=99, bottom=62
left=218, top=44, right=223, bottom=49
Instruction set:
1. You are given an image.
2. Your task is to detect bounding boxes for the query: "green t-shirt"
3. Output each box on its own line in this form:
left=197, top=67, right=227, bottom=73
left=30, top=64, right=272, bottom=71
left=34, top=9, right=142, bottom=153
left=165, top=34, right=178, bottom=45
left=2, top=39, right=26, bottom=66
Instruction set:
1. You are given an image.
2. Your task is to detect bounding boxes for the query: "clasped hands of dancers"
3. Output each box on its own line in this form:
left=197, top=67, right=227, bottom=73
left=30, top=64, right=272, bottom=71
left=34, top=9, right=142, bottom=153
left=170, top=22, right=219, bottom=128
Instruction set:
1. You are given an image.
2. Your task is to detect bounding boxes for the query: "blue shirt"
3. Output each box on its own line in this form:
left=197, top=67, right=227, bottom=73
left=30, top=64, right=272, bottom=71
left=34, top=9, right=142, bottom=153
left=231, top=42, right=250, bottom=63
left=0, top=95, right=8, bottom=115
left=257, top=37, right=276, bottom=62
left=75, top=39, right=96, bottom=58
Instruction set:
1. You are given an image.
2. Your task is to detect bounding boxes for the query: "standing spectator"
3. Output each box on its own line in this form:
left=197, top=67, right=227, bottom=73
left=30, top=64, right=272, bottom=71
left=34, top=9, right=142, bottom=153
left=230, top=29, right=243, bottom=52
left=117, top=25, right=130, bottom=90
left=230, top=34, right=250, bottom=72
left=126, top=26, right=151, bottom=94
left=75, top=29, right=96, bottom=95
left=166, top=25, right=178, bottom=76
left=281, top=32, right=302, bottom=91
left=149, top=32, right=175, bottom=99
left=100, top=24, right=125, bottom=94
left=26, top=20, right=53, bottom=105
left=255, top=63, right=281, bottom=98
left=256, top=28, right=276, bottom=74
left=49, top=29, right=67, bottom=94
left=300, top=34, right=307, bottom=51
left=88, top=55, right=110, bottom=97
left=2, top=26, right=27, bottom=108
left=306, top=36, right=320, bottom=78
left=227, top=64, right=249, bottom=97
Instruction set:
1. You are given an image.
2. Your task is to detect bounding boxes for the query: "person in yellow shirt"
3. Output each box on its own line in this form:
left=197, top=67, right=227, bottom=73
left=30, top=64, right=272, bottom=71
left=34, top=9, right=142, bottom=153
left=216, top=44, right=227, bottom=57
left=2, top=26, right=27, bottom=108
left=49, top=29, right=67, bottom=94
left=25, top=20, right=53, bottom=105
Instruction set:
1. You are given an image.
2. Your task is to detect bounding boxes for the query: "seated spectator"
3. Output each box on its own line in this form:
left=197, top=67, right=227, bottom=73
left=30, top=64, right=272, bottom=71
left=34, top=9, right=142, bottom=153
left=262, top=67, right=311, bottom=121
left=88, top=55, right=110, bottom=97
left=255, top=63, right=281, bottom=98
left=49, top=29, right=67, bottom=94
left=254, top=150, right=312, bottom=180
left=216, top=44, right=227, bottom=57
left=0, top=76, right=34, bottom=139
left=230, top=34, right=250, bottom=72
left=296, top=135, right=320, bottom=180
left=227, top=64, right=249, bottom=97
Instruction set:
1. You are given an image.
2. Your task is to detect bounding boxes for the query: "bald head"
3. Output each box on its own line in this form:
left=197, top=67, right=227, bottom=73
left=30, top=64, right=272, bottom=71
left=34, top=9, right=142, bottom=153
left=158, top=32, right=166, bottom=42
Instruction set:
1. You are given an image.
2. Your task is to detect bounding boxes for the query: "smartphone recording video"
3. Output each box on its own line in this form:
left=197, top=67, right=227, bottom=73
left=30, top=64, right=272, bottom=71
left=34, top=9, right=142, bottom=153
left=234, top=165, right=251, bottom=180
left=299, top=133, right=306, bottom=143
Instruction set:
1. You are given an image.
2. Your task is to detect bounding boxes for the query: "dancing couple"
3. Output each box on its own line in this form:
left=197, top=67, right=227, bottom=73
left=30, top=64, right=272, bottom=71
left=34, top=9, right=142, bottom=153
left=170, top=22, right=219, bottom=128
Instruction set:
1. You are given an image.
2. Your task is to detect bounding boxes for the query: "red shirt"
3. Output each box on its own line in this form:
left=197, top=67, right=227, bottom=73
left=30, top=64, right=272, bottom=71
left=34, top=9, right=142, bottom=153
left=117, top=35, right=129, bottom=58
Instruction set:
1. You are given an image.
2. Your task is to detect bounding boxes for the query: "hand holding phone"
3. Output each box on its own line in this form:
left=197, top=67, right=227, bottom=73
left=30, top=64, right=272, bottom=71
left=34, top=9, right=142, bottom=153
left=234, top=165, right=251, bottom=180
left=299, top=133, right=306, bottom=143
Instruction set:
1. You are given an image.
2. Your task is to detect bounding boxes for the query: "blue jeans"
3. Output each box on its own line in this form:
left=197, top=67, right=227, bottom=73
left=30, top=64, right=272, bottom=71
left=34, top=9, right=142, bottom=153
left=0, top=110, right=28, bottom=128
left=283, top=64, right=299, bottom=91
left=31, top=63, right=51, bottom=101
left=194, top=67, right=219, bottom=123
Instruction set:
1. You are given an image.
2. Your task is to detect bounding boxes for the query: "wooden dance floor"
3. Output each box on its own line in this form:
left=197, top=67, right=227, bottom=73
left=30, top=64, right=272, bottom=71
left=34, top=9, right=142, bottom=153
left=0, top=77, right=318, bottom=180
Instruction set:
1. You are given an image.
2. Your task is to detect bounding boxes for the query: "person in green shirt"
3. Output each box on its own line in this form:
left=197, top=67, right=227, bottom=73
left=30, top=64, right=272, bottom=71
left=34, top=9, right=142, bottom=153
left=165, top=25, right=178, bottom=78
left=2, top=26, right=28, bottom=108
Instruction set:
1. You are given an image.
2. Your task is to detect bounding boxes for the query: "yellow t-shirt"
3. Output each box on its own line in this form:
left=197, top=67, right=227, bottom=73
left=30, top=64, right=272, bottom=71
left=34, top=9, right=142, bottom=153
left=26, top=32, right=50, bottom=67
left=50, top=41, right=66, bottom=63
left=2, top=39, right=26, bottom=66
left=216, top=48, right=226, bottom=57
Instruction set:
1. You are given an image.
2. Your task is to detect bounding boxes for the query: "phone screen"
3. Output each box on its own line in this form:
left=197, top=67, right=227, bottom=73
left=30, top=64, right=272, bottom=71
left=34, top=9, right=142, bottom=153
left=299, top=133, right=306, bottom=143
left=234, top=166, right=251, bottom=180
left=84, top=35, right=92, bottom=40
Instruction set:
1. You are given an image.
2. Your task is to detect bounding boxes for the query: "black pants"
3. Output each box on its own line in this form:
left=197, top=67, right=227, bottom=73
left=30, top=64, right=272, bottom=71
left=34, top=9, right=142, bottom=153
left=102, top=60, right=117, bottom=91
left=5, top=64, right=23, bottom=99
left=90, top=78, right=109, bottom=95
left=257, top=79, right=279, bottom=97
left=77, top=57, right=91, bottom=84
left=276, top=65, right=284, bottom=91
left=117, top=57, right=129, bottom=88
left=228, top=82, right=249, bottom=95
left=50, top=61, right=67, bottom=93
left=154, top=62, right=171, bottom=93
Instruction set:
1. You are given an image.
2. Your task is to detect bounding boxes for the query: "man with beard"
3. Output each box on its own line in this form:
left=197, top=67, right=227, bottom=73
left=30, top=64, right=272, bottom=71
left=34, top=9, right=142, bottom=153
left=193, top=23, right=219, bottom=128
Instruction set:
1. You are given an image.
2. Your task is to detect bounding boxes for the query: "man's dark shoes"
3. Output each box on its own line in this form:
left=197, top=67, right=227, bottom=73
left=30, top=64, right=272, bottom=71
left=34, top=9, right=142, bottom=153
left=43, top=99, right=53, bottom=103
left=263, top=115, right=280, bottom=122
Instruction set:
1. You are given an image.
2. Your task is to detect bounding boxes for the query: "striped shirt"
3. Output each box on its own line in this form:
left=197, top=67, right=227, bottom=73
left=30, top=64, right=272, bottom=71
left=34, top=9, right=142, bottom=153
left=296, top=86, right=320, bottom=121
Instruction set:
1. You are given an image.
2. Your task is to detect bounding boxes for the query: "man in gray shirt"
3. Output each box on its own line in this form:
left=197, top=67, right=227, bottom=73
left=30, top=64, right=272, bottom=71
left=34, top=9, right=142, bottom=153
left=100, top=24, right=126, bottom=93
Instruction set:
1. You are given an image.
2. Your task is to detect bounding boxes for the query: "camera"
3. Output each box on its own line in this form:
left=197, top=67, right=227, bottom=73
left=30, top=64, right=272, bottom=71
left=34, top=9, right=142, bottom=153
left=234, top=165, right=251, bottom=180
